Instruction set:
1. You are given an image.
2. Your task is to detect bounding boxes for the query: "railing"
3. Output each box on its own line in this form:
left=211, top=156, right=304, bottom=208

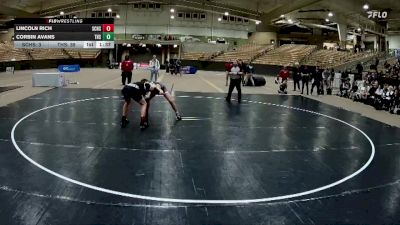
left=62, top=49, right=73, bottom=59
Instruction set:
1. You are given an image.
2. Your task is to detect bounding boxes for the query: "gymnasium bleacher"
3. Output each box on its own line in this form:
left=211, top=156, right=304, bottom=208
left=0, top=41, right=30, bottom=62
left=27, top=49, right=69, bottom=60
left=1, top=40, right=377, bottom=70
left=212, top=43, right=274, bottom=63
left=182, top=52, right=207, bottom=60
left=252, top=44, right=317, bottom=66
left=64, top=49, right=101, bottom=59
left=182, top=51, right=224, bottom=61
left=304, top=49, right=376, bottom=68
left=181, top=44, right=378, bottom=69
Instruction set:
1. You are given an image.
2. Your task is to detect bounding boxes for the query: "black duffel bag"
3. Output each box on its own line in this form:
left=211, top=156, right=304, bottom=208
left=250, top=75, right=266, bottom=86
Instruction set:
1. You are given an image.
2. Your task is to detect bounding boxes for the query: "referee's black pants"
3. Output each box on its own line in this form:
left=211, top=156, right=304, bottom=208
left=227, top=78, right=242, bottom=102
left=121, top=71, right=132, bottom=85
left=301, top=77, right=309, bottom=95
left=311, top=80, right=321, bottom=95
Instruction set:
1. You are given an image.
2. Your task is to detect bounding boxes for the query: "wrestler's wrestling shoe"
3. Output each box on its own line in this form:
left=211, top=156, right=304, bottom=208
left=176, top=112, right=182, bottom=121
left=121, top=117, right=129, bottom=128
left=140, top=121, right=149, bottom=130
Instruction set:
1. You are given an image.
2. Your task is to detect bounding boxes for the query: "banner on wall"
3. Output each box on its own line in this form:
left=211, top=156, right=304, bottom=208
left=132, top=34, right=145, bottom=40
left=131, top=34, right=177, bottom=41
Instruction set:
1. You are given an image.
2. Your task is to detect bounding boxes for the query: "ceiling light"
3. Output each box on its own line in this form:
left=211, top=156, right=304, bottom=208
left=173, top=44, right=178, bottom=48
left=325, top=18, right=330, bottom=22
left=224, top=12, right=229, bottom=16
left=357, top=28, right=362, bottom=32
left=363, top=4, right=369, bottom=10
left=328, top=12, right=333, bottom=17
left=156, top=44, right=162, bottom=47
left=280, top=14, right=285, bottom=18
left=60, top=11, right=64, bottom=15
left=107, top=8, right=112, bottom=12
left=170, top=8, right=175, bottom=13
left=116, top=14, right=120, bottom=19
left=127, top=44, right=131, bottom=47
left=218, top=17, right=222, bottom=22
left=73, top=15, right=77, bottom=19
left=170, top=15, right=175, bottom=19
left=255, top=20, right=261, bottom=25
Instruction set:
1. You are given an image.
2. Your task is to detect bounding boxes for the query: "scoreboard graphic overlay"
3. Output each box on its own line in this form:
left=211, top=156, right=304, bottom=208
left=14, top=18, right=114, bottom=49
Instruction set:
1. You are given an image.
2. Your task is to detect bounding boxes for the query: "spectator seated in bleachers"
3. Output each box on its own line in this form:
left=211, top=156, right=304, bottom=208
left=373, top=85, right=385, bottom=110
left=365, top=81, right=379, bottom=106
left=390, top=85, right=400, bottom=114
left=339, top=56, right=400, bottom=115
left=352, top=80, right=367, bottom=102
left=338, top=78, right=351, bottom=98
left=349, top=80, right=359, bottom=100
left=381, top=85, right=396, bottom=111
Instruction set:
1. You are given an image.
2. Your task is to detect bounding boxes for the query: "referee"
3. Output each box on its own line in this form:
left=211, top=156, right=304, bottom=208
left=226, top=60, right=243, bottom=103
left=121, top=55, right=134, bottom=85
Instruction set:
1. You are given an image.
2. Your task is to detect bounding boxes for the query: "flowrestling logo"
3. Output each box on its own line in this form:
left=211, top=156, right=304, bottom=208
left=367, top=10, right=388, bottom=19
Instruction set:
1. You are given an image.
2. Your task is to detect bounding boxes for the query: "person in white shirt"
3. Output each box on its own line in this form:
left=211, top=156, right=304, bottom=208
left=149, top=55, right=160, bottom=82
left=226, top=60, right=244, bottom=103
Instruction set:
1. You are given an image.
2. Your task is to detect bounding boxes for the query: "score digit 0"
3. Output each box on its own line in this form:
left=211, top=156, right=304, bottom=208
left=102, top=32, right=114, bottom=41
left=102, top=24, right=114, bottom=32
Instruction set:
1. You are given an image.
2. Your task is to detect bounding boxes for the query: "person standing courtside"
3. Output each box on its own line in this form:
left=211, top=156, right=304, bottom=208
left=170, top=54, right=182, bottom=76
left=244, top=62, right=255, bottom=86
left=226, top=60, right=243, bottom=103
left=301, top=65, right=311, bottom=95
left=322, top=68, right=331, bottom=95
left=149, top=55, right=160, bottom=82
left=121, top=55, right=134, bottom=85
left=311, top=66, right=323, bottom=95
left=225, top=59, right=234, bottom=86
left=237, top=59, right=246, bottom=85
left=292, top=63, right=301, bottom=91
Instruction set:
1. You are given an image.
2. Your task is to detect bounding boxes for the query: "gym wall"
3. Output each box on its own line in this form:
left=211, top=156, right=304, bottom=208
left=248, top=32, right=277, bottom=45
left=75, top=6, right=254, bottom=40
left=387, top=35, right=400, bottom=49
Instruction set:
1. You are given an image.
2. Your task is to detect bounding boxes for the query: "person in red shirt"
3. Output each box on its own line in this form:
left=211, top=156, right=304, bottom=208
left=121, top=55, right=134, bottom=85
left=278, top=66, right=290, bottom=81
left=276, top=66, right=290, bottom=94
